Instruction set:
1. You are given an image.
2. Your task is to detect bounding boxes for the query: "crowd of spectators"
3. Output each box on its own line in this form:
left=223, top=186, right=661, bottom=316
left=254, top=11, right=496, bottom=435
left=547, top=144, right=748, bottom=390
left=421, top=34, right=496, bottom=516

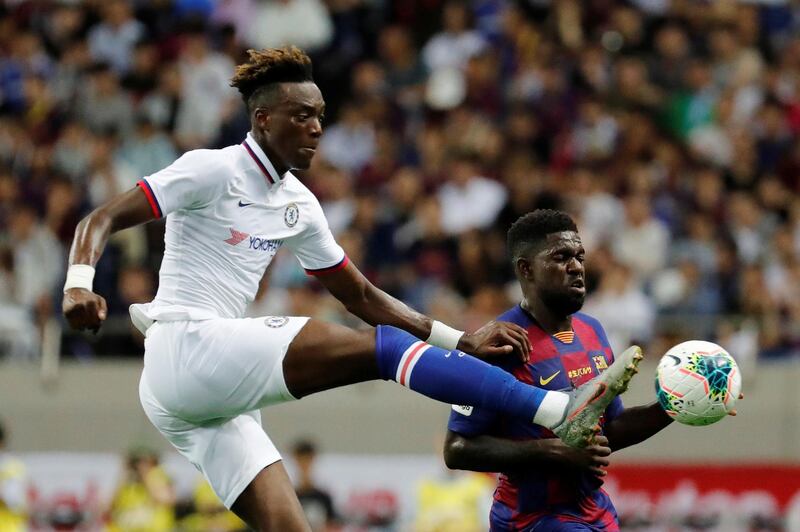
left=1, top=423, right=494, bottom=532
left=2, top=0, right=800, bottom=364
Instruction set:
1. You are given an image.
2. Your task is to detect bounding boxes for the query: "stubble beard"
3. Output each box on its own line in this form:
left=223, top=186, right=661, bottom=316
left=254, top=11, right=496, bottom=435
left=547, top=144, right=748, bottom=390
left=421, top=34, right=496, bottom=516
left=540, top=288, right=585, bottom=317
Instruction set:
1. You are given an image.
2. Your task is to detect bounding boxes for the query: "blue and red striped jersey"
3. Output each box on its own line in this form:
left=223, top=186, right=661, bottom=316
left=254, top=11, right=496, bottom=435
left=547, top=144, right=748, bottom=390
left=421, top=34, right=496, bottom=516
left=448, top=305, right=622, bottom=531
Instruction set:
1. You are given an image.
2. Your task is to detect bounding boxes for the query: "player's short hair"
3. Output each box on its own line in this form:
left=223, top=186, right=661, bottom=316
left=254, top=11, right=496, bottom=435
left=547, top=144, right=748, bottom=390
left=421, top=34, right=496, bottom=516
left=507, top=209, right=578, bottom=261
left=230, top=47, right=314, bottom=111
left=0, top=419, right=6, bottom=446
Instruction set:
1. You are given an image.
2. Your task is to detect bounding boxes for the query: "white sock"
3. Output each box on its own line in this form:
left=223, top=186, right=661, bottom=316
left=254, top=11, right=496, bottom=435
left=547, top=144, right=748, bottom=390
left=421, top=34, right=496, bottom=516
left=532, top=391, right=570, bottom=429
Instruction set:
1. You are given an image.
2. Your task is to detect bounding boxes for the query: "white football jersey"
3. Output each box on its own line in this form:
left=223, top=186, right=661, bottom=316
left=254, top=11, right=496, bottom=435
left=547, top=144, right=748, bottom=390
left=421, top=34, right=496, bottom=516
left=130, top=132, right=347, bottom=324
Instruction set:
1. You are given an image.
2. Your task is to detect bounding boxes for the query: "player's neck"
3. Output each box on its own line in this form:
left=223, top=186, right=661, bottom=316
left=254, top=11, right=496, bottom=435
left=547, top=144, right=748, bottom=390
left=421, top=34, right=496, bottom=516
left=251, top=130, right=291, bottom=175
left=520, top=298, right=571, bottom=335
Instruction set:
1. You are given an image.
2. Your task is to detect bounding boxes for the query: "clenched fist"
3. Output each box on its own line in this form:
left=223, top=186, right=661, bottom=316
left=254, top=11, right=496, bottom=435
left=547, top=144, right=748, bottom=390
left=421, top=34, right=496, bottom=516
left=63, top=288, right=108, bottom=333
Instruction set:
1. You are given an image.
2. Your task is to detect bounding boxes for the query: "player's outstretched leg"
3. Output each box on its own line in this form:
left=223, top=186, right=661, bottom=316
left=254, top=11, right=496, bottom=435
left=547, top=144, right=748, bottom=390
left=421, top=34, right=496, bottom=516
left=552, top=345, right=644, bottom=447
left=282, top=322, right=641, bottom=448
left=284, top=322, right=553, bottom=422
left=374, top=325, right=555, bottom=423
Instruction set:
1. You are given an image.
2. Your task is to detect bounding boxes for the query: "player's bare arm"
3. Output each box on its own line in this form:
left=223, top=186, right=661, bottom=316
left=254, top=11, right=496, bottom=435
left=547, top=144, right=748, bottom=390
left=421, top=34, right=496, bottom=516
left=62, top=187, right=156, bottom=331
left=602, top=403, right=673, bottom=452
left=443, top=430, right=611, bottom=478
left=316, top=260, right=532, bottom=361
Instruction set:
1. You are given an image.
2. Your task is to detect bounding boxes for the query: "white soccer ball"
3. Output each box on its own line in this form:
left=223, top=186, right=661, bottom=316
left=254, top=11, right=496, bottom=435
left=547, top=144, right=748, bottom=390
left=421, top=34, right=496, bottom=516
left=654, top=340, right=742, bottom=426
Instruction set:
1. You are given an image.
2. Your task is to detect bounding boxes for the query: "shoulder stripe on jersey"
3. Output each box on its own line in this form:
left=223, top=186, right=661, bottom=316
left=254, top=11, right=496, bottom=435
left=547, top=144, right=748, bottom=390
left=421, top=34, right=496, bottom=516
left=242, top=140, right=275, bottom=184
left=305, top=255, right=349, bottom=276
left=137, top=179, right=162, bottom=218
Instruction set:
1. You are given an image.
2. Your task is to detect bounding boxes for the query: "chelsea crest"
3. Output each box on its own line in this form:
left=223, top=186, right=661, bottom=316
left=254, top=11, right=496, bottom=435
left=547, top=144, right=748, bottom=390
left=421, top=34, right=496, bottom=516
left=265, top=316, right=289, bottom=328
left=284, top=203, right=299, bottom=227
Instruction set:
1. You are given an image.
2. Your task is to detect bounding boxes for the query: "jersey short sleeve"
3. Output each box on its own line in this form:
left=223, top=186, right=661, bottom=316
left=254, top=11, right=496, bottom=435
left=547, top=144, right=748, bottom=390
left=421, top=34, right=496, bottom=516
left=284, top=199, right=348, bottom=275
left=447, top=404, right=498, bottom=437
left=137, top=149, right=227, bottom=217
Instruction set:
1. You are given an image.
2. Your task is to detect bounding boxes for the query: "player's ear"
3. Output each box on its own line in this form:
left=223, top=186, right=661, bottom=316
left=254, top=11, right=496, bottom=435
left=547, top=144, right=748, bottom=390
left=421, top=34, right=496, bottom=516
left=516, top=257, right=534, bottom=280
left=254, top=108, right=271, bottom=131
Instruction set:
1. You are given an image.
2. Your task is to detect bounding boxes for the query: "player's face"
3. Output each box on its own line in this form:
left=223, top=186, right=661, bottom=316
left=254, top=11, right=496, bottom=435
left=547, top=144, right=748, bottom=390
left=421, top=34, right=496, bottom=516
left=531, top=231, right=586, bottom=316
left=263, top=82, right=325, bottom=171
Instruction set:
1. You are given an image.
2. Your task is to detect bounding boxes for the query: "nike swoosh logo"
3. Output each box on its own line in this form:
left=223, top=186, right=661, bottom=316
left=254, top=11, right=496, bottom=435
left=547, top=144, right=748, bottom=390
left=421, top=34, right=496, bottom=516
left=667, top=354, right=681, bottom=366
left=239, top=200, right=254, bottom=207
left=539, top=371, right=561, bottom=386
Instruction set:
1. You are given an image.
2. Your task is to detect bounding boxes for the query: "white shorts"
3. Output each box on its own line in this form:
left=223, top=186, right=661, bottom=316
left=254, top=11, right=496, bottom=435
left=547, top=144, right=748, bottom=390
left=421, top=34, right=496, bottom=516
left=138, top=315, right=309, bottom=508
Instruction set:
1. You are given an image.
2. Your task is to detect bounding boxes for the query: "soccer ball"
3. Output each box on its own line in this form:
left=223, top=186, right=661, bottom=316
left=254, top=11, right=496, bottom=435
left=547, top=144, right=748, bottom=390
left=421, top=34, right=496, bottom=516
left=654, top=340, right=742, bottom=426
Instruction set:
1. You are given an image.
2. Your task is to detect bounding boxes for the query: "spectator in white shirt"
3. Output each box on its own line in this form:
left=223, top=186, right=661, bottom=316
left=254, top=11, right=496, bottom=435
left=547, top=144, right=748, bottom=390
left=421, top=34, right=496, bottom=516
left=612, top=194, right=670, bottom=281
left=318, top=103, right=376, bottom=173
left=116, top=115, right=178, bottom=180
left=422, top=1, right=488, bottom=72
left=7, top=206, right=63, bottom=310
left=245, top=0, right=333, bottom=54
left=0, top=206, right=62, bottom=359
left=175, top=26, right=237, bottom=149
left=87, top=0, right=145, bottom=74
left=437, top=152, right=507, bottom=235
left=569, top=167, right=623, bottom=252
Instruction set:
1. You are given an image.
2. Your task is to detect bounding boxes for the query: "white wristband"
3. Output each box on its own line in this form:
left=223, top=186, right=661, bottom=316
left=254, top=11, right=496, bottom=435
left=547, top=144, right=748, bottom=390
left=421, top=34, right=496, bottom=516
left=426, top=320, right=464, bottom=351
left=63, top=264, right=95, bottom=292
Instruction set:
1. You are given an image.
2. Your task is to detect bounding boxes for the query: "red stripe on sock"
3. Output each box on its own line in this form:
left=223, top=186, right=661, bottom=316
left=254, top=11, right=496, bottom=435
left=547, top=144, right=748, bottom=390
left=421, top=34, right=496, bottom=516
left=399, top=342, right=427, bottom=386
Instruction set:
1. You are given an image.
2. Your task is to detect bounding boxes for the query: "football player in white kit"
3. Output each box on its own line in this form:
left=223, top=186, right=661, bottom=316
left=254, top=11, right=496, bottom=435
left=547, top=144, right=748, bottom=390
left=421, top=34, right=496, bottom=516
left=62, top=47, right=641, bottom=531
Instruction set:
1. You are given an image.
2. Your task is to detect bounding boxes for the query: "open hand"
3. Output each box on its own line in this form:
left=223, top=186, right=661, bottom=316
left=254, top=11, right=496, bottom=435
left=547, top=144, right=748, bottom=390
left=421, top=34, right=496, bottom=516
left=63, top=288, right=107, bottom=333
left=458, top=320, right=531, bottom=362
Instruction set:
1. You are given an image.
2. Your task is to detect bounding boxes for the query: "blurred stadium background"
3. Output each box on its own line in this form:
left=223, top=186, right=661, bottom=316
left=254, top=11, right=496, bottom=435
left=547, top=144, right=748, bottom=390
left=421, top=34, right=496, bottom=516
left=1, top=0, right=800, bottom=530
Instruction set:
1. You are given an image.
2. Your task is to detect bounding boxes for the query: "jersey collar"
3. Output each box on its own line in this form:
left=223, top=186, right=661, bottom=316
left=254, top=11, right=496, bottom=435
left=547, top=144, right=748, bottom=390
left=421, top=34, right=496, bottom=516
left=242, top=132, right=287, bottom=185
left=518, top=304, right=574, bottom=343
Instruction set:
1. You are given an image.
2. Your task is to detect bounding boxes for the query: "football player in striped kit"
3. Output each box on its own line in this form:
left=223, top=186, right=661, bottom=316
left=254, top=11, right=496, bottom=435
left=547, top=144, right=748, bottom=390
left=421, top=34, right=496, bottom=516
left=445, top=210, right=672, bottom=531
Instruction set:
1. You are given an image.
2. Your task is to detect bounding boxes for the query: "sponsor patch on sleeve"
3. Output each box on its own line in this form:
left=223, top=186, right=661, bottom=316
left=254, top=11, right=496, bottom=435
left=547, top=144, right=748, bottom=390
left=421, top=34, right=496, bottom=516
left=451, top=404, right=473, bottom=416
